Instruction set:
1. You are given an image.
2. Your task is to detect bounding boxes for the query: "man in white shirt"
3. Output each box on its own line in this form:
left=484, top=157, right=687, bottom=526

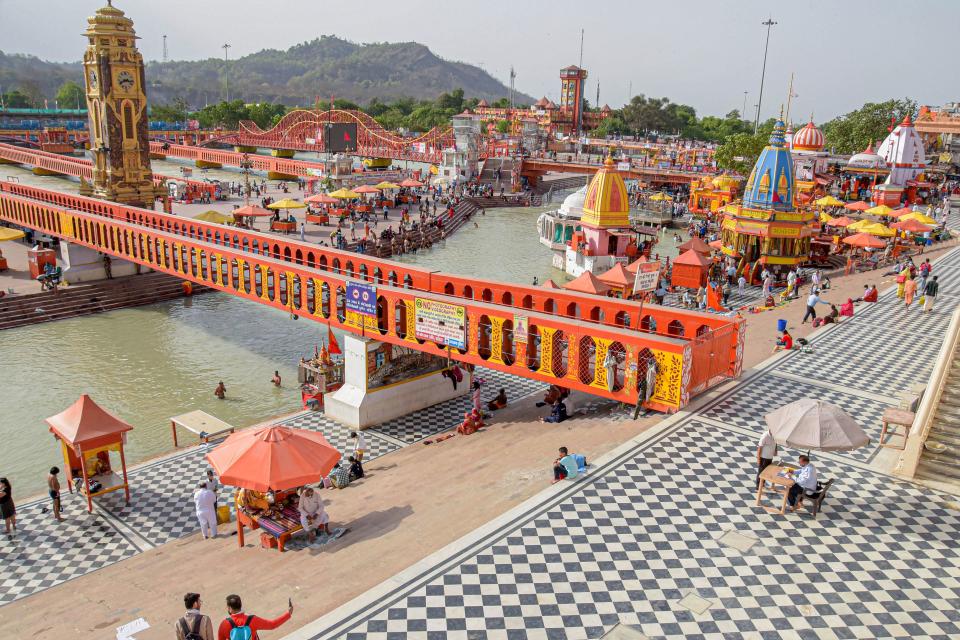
left=787, top=455, right=818, bottom=509
left=756, top=429, right=778, bottom=489
left=193, top=481, right=218, bottom=539
left=297, top=486, right=329, bottom=542
left=349, top=431, right=367, bottom=462
left=801, top=292, right=828, bottom=324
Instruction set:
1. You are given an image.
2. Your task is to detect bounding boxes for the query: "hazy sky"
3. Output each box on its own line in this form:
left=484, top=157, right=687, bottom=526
left=0, top=0, right=955, bottom=121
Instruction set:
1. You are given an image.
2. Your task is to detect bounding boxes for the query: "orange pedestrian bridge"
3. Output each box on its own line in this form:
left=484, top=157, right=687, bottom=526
left=520, top=157, right=711, bottom=187
left=0, top=182, right=745, bottom=411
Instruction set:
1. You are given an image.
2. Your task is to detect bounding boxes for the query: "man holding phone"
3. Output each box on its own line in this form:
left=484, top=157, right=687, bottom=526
left=217, top=594, right=292, bottom=640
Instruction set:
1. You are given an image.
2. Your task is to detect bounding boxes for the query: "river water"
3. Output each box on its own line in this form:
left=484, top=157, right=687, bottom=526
left=0, top=158, right=685, bottom=497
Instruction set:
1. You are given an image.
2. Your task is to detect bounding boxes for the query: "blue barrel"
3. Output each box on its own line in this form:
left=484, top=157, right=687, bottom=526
left=777, top=319, right=787, bottom=333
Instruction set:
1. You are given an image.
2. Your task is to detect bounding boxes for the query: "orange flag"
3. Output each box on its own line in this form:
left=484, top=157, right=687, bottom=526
left=327, top=326, right=341, bottom=355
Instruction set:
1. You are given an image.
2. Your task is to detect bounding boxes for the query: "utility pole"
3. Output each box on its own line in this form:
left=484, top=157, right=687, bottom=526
left=578, top=29, right=584, bottom=69
left=784, top=72, right=797, bottom=125
left=222, top=43, right=231, bottom=102
left=162, top=35, right=168, bottom=63
left=742, top=91, right=748, bottom=121
left=596, top=79, right=600, bottom=109
left=755, top=16, right=776, bottom=133
left=509, top=66, right=515, bottom=110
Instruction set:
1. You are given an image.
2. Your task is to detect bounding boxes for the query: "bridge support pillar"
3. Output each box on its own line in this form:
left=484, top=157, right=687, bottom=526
left=234, top=146, right=258, bottom=154
left=195, top=160, right=222, bottom=169
left=0, top=157, right=20, bottom=165
left=324, top=335, right=470, bottom=429
left=61, top=242, right=139, bottom=284
left=270, top=149, right=296, bottom=158
left=149, top=152, right=167, bottom=160
left=78, top=178, right=93, bottom=197
left=267, top=171, right=298, bottom=181
left=32, top=167, right=59, bottom=176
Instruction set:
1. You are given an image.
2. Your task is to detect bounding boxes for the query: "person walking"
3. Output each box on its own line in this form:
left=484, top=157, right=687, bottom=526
left=176, top=592, right=215, bottom=640
left=737, top=274, right=746, bottom=296
left=924, top=275, right=939, bottom=313
left=217, top=594, right=292, bottom=640
left=0, top=478, right=15, bottom=535
left=193, top=480, right=218, bottom=539
left=801, top=291, right=828, bottom=324
left=904, top=275, right=918, bottom=309
left=47, top=467, right=62, bottom=522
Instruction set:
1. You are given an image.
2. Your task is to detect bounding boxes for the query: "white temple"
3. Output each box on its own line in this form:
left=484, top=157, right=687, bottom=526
left=876, top=113, right=926, bottom=186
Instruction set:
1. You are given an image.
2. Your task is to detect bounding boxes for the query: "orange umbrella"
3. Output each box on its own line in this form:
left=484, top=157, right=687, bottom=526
left=354, top=184, right=380, bottom=194
left=889, top=207, right=913, bottom=218
left=205, top=425, right=341, bottom=492
left=842, top=232, right=886, bottom=249
left=305, top=193, right=339, bottom=205
left=826, top=215, right=856, bottom=227
left=891, top=218, right=933, bottom=233
left=232, top=205, right=274, bottom=217
left=844, top=201, right=870, bottom=211
left=400, top=178, right=424, bottom=188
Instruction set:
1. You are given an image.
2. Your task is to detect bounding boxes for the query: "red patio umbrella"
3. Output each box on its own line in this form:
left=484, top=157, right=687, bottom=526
left=205, top=425, right=341, bottom=492
left=826, top=215, right=856, bottom=227
left=353, top=184, right=380, bottom=194
left=232, top=205, right=274, bottom=217
left=889, top=207, right=914, bottom=218
left=891, top=218, right=933, bottom=233
left=842, top=232, right=886, bottom=249
left=399, top=178, right=424, bottom=188
left=305, top=193, right=339, bottom=205
left=844, top=201, right=870, bottom=211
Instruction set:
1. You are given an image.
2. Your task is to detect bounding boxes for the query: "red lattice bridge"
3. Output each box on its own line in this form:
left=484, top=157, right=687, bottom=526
left=0, top=182, right=744, bottom=411
left=211, top=109, right=455, bottom=164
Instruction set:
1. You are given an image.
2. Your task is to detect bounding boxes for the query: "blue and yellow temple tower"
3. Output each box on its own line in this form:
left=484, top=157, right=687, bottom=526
left=718, top=118, right=814, bottom=281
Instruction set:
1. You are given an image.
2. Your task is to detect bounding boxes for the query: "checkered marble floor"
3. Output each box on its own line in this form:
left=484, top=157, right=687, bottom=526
left=308, top=420, right=960, bottom=640
left=0, top=367, right=542, bottom=606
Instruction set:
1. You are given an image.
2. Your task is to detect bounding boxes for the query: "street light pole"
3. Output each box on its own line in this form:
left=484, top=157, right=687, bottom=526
left=222, top=43, right=231, bottom=102
left=754, top=17, right=777, bottom=133
left=742, top=91, right=748, bottom=121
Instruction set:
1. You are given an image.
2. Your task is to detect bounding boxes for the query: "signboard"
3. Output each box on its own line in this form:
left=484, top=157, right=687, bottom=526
left=415, top=298, right=467, bottom=349
left=617, top=161, right=631, bottom=172
left=305, top=137, right=316, bottom=145
left=324, top=123, right=358, bottom=152
left=346, top=282, right=377, bottom=317
left=514, top=314, right=528, bottom=344
left=306, top=168, right=325, bottom=177
left=632, top=262, right=660, bottom=293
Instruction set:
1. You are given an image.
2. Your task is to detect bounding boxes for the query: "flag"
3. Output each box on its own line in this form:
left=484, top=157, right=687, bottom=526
left=327, top=325, right=341, bottom=355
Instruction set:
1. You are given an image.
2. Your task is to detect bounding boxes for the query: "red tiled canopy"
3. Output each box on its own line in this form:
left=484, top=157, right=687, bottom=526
left=45, top=394, right=133, bottom=446
left=563, top=271, right=611, bottom=295
left=678, top=236, right=712, bottom=255
left=597, top=263, right=633, bottom=287
left=673, top=249, right=711, bottom=267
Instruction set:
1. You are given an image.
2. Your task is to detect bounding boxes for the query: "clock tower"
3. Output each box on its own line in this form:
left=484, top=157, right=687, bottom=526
left=82, top=1, right=156, bottom=207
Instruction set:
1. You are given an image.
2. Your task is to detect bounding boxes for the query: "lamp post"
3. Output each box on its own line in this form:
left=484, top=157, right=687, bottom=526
left=754, top=17, right=777, bottom=133
left=742, top=91, right=748, bottom=122
left=222, top=43, right=231, bottom=102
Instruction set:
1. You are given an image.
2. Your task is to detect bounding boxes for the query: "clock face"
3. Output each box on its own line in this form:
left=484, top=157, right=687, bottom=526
left=117, top=71, right=135, bottom=91
left=88, top=69, right=98, bottom=90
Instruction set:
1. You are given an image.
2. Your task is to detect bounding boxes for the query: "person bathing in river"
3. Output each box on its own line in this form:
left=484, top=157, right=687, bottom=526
left=271, top=371, right=281, bottom=387
left=214, top=381, right=226, bottom=399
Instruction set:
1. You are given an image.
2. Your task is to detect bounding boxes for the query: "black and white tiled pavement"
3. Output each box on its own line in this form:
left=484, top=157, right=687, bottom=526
left=291, top=209, right=960, bottom=639
left=0, top=367, right=544, bottom=605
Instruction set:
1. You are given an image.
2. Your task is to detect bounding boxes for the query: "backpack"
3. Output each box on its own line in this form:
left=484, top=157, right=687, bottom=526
left=228, top=615, right=255, bottom=640
left=178, top=614, right=206, bottom=640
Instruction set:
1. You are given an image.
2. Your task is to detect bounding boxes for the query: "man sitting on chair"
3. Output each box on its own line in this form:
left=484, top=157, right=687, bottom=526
left=787, top=455, right=818, bottom=510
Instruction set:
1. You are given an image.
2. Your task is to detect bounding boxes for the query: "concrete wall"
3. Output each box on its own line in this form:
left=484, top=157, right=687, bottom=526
left=61, top=242, right=139, bottom=284
left=325, top=335, right=470, bottom=429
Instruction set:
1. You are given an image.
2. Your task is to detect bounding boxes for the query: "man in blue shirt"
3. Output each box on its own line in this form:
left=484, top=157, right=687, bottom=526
left=787, top=455, right=818, bottom=509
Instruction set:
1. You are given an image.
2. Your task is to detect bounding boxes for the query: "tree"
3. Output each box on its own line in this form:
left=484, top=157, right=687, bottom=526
left=247, top=102, right=287, bottom=128
left=495, top=120, right=511, bottom=134
left=714, top=119, right=777, bottom=175
left=151, top=97, right=189, bottom=123
left=437, top=88, right=464, bottom=112
left=593, top=114, right=628, bottom=138
left=1, top=89, right=32, bottom=108
left=55, top=81, right=85, bottom=110
left=821, top=98, right=917, bottom=154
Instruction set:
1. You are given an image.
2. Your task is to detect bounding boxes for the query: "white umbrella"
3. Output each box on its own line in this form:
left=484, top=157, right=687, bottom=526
left=764, top=399, right=870, bottom=452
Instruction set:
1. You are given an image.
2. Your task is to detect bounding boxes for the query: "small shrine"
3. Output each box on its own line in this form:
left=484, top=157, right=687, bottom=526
left=687, top=174, right=743, bottom=217
left=874, top=113, right=928, bottom=205
left=718, top=117, right=815, bottom=283
left=597, top=263, right=634, bottom=298
left=45, top=394, right=133, bottom=512
left=670, top=249, right=710, bottom=289
left=563, top=271, right=612, bottom=296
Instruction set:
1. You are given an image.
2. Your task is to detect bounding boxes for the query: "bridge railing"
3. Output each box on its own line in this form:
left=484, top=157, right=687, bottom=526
left=0, top=189, right=724, bottom=410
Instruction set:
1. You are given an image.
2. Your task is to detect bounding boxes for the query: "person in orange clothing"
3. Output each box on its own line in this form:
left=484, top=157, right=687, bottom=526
left=217, top=594, right=292, bottom=640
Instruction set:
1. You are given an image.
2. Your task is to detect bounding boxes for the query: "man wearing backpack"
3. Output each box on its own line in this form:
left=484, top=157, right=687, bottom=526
left=176, top=592, right=214, bottom=640
left=217, top=594, right=292, bottom=640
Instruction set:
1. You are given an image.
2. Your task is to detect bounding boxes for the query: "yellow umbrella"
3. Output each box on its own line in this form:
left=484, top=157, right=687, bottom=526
left=901, top=212, right=937, bottom=225
left=193, top=210, right=233, bottom=224
left=819, top=211, right=835, bottom=224
left=860, top=222, right=895, bottom=237
left=328, top=188, right=360, bottom=199
left=814, top=195, right=845, bottom=207
left=267, top=198, right=307, bottom=209
left=649, top=192, right=672, bottom=202
left=865, top=204, right=894, bottom=217
left=0, top=227, right=26, bottom=242
left=846, top=219, right=872, bottom=231
left=374, top=181, right=400, bottom=190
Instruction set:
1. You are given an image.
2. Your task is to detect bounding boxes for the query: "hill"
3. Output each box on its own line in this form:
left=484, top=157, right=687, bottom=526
left=0, top=37, right=533, bottom=108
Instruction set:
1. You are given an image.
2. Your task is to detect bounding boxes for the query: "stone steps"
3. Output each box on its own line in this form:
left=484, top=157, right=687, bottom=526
left=0, top=272, right=207, bottom=330
left=917, top=352, right=960, bottom=483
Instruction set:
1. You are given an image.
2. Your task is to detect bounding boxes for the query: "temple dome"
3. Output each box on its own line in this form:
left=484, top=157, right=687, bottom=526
left=558, top=185, right=587, bottom=217
left=846, top=142, right=886, bottom=170
left=792, top=119, right=825, bottom=152
left=581, top=156, right=630, bottom=228
left=742, top=119, right=795, bottom=211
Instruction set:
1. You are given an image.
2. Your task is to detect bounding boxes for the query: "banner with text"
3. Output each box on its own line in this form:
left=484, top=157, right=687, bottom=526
left=346, top=282, right=377, bottom=317
left=415, top=298, right=467, bottom=350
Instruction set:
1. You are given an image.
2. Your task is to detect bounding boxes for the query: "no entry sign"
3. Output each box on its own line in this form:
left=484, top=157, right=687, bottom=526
left=346, top=282, right=377, bottom=317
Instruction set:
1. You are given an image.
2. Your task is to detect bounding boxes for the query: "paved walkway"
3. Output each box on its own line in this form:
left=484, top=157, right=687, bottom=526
left=288, top=244, right=960, bottom=636
left=0, top=368, right=544, bottom=605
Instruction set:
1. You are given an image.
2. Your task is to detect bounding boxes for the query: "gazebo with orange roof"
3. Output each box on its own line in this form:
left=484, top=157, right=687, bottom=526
left=45, top=394, right=133, bottom=512
left=597, top=263, right=634, bottom=298
left=678, top=236, right=713, bottom=255
left=671, top=249, right=711, bottom=289
left=563, top=271, right=611, bottom=296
